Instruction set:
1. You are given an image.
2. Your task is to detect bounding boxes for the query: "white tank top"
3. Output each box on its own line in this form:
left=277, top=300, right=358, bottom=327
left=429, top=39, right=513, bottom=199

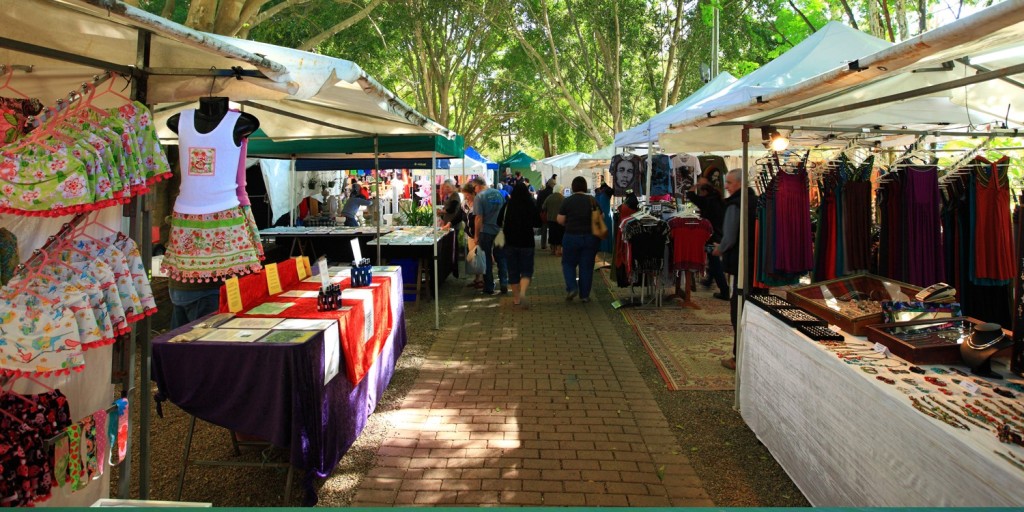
left=174, top=110, right=242, bottom=214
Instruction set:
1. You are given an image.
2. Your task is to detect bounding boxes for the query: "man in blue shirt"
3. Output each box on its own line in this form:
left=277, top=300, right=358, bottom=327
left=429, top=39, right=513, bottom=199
left=471, top=178, right=508, bottom=295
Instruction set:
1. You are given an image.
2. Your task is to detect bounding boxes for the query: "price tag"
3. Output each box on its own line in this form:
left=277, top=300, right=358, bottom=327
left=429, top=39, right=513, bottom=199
left=295, top=257, right=307, bottom=280
left=350, top=239, right=363, bottom=263
left=318, top=256, right=330, bottom=291
left=960, top=380, right=980, bottom=394
left=872, top=342, right=891, bottom=356
left=302, top=256, right=312, bottom=278
left=225, top=277, right=244, bottom=313
left=265, top=263, right=282, bottom=295
left=611, top=300, right=622, bottom=309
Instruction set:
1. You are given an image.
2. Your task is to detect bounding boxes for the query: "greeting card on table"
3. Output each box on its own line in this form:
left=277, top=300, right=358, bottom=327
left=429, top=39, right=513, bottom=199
left=273, top=318, right=337, bottom=331
left=257, top=330, right=316, bottom=344
left=198, top=328, right=270, bottom=343
left=246, top=302, right=296, bottom=316
left=279, top=290, right=319, bottom=298
left=221, top=318, right=284, bottom=330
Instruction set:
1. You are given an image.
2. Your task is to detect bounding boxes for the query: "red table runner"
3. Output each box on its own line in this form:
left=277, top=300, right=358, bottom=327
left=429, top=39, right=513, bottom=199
left=218, top=258, right=393, bottom=385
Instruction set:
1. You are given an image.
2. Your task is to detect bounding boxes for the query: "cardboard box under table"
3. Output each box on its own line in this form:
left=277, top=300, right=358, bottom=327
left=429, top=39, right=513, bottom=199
left=151, top=259, right=405, bottom=506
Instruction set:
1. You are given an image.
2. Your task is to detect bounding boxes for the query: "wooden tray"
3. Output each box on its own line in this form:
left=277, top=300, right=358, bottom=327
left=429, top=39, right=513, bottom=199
left=863, top=317, right=1010, bottom=364
left=786, top=274, right=922, bottom=336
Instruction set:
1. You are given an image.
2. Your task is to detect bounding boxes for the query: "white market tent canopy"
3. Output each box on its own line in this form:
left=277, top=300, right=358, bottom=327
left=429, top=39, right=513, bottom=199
left=0, top=0, right=456, bottom=148
left=614, top=71, right=737, bottom=147
left=659, top=2, right=1024, bottom=152
left=534, top=151, right=592, bottom=181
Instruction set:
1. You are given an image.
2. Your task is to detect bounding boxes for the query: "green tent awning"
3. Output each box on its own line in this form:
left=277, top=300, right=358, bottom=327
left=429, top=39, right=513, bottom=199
left=498, top=150, right=537, bottom=170
left=246, top=131, right=465, bottom=159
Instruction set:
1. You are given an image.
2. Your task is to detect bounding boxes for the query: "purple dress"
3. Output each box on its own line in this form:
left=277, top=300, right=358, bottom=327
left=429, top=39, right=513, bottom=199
left=773, top=169, right=814, bottom=273
left=903, top=165, right=944, bottom=287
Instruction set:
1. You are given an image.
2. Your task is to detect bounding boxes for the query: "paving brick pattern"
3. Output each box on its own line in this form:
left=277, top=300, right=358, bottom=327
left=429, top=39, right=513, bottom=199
left=351, top=252, right=712, bottom=506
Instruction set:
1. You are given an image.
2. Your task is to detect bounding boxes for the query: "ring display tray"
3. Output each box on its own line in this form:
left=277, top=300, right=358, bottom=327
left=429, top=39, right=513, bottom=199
left=863, top=316, right=1009, bottom=364
left=786, top=273, right=922, bottom=336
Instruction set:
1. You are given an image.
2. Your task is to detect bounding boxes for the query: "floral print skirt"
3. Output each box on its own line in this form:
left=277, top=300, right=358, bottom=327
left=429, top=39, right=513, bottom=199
left=161, top=206, right=263, bottom=283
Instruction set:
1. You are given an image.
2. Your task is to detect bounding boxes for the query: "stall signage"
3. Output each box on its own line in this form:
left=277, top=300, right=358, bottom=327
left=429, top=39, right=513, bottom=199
left=295, top=257, right=308, bottom=279
left=318, top=256, right=330, bottom=291
left=265, top=263, right=282, bottom=295
left=225, top=277, right=244, bottom=313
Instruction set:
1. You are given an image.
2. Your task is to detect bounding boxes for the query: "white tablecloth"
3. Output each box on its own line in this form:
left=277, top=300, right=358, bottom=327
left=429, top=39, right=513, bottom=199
left=739, top=304, right=1024, bottom=506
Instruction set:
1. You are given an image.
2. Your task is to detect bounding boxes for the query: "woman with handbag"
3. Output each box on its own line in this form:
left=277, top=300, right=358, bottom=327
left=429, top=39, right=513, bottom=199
left=557, top=177, right=608, bottom=303
left=461, top=182, right=484, bottom=288
left=501, top=182, right=543, bottom=307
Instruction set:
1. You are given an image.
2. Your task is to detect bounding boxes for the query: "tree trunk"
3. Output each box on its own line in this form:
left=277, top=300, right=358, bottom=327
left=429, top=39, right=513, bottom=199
left=213, top=0, right=246, bottom=35
left=837, top=0, right=859, bottom=30
left=878, top=0, right=896, bottom=42
left=659, top=0, right=685, bottom=112
left=185, top=0, right=217, bottom=31
left=160, top=0, right=175, bottom=19
left=542, top=132, right=552, bottom=158
left=866, top=0, right=884, bottom=38
left=918, top=0, right=927, bottom=33
left=895, top=0, right=909, bottom=40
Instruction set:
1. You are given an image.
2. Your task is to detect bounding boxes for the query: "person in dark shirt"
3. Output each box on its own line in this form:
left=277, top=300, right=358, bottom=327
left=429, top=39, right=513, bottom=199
left=557, top=176, right=600, bottom=303
left=535, top=179, right=555, bottom=250
left=501, top=182, right=542, bottom=306
left=686, top=178, right=728, bottom=299
left=341, top=184, right=372, bottom=227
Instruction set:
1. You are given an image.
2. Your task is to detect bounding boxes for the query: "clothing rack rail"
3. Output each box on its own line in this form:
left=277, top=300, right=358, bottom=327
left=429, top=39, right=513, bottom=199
left=42, top=400, right=124, bottom=448
left=942, top=138, right=994, bottom=178
left=27, top=71, right=116, bottom=128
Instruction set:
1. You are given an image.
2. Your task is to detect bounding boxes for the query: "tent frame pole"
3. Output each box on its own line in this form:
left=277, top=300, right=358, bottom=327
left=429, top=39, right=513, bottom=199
left=734, top=126, right=750, bottom=412
left=136, top=28, right=154, bottom=501
left=374, top=136, right=381, bottom=264
left=432, top=154, right=440, bottom=329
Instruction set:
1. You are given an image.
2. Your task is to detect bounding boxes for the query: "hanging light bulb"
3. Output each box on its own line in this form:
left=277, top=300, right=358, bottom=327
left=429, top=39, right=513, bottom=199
left=770, top=133, right=790, bottom=152
left=761, top=126, right=789, bottom=152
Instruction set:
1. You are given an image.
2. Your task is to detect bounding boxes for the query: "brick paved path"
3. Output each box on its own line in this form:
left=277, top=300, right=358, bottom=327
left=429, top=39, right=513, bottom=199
left=351, top=251, right=712, bottom=506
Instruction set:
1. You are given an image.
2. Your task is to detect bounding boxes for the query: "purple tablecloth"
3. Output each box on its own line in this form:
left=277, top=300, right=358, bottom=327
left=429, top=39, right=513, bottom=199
left=152, top=298, right=406, bottom=505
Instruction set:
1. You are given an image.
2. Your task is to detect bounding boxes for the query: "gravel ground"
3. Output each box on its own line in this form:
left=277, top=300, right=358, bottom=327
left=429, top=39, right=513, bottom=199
left=112, top=271, right=807, bottom=506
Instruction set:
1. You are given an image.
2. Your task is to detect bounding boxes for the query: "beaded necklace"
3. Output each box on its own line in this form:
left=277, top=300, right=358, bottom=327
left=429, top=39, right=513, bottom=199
left=910, top=396, right=970, bottom=430
left=922, top=396, right=992, bottom=432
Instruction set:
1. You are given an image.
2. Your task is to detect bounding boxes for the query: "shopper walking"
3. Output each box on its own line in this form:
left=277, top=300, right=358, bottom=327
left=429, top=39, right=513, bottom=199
left=462, top=182, right=483, bottom=289
left=501, top=182, right=543, bottom=306
left=558, top=177, right=600, bottom=302
left=687, top=178, right=729, bottom=299
left=536, top=179, right=555, bottom=250
left=471, top=178, right=508, bottom=295
left=543, top=184, right=565, bottom=256
left=715, top=169, right=742, bottom=370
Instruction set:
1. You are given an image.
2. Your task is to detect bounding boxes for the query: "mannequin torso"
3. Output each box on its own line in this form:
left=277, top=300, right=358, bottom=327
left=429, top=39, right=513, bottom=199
left=167, top=97, right=260, bottom=145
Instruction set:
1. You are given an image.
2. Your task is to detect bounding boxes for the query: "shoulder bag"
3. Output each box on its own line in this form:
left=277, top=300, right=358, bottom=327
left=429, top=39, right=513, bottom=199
left=590, top=197, right=609, bottom=240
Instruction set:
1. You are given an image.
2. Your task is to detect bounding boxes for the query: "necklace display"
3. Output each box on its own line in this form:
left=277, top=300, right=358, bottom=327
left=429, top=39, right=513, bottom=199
left=910, top=396, right=970, bottom=430
left=922, top=396, right=992, bottom=432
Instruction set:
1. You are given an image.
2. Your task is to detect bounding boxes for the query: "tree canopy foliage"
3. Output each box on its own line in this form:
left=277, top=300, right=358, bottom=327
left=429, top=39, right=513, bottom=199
left=137, top=0, right=999, bottom=158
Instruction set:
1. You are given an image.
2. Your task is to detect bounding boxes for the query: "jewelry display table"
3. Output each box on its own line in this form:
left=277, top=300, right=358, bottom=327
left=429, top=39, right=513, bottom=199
left=739, top=303, right=1024, bottom=506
